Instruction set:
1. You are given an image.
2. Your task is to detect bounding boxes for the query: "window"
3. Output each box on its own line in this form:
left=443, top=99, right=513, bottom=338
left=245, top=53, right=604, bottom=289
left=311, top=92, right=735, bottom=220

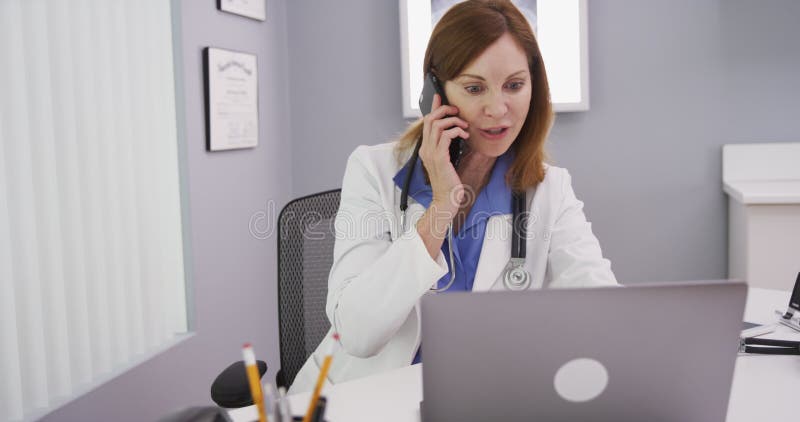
left=399, top=0, right=590, bottom=116
left=0, top=1, right=188, bottom=420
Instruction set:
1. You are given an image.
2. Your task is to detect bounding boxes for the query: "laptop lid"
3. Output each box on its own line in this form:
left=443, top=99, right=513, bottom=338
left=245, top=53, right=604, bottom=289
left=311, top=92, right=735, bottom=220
left=420, top=280, right=747, bottom=422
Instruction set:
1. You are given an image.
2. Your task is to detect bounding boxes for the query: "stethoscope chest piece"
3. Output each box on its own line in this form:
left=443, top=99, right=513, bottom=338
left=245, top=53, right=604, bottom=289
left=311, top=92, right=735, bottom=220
left=502, top=257, right=531, bottom=291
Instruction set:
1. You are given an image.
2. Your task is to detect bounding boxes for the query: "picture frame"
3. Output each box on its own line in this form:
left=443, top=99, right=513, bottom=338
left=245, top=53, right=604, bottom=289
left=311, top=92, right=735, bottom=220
left=399, top=0, right=589, bottom=117
left=203, top=47, right=259, bottom=151
left=217, top=0, right=266, bottom=22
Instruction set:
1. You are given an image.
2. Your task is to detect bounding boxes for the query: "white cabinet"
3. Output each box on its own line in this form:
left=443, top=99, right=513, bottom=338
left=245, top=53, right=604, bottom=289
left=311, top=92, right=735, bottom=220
left=723, top=143, right=800, bottom=290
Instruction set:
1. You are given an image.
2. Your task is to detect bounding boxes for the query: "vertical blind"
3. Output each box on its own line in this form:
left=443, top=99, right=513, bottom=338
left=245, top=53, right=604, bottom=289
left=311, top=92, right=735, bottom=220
left=0, top=1, right=187, bottom=420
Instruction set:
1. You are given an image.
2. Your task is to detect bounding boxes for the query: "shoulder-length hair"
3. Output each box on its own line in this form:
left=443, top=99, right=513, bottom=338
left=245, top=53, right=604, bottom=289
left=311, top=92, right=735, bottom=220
left=394, top=0, right=553, bottom=193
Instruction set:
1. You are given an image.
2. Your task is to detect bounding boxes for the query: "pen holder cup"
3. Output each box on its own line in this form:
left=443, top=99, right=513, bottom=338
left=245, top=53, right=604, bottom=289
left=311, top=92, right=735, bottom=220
left=291, top=394, right=328, bottom=421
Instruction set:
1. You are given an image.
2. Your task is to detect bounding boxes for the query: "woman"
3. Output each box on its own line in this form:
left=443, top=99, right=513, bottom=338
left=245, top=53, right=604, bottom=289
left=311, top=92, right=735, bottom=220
left=289, top=0, right=617, bottom=394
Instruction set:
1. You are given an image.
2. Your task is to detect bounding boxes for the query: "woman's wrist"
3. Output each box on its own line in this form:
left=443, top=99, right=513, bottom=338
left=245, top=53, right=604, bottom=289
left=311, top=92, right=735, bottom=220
left=430, top=196, right=461, bottom=215
left=416, top=203, right=453, bottom=260
left=417, top=201, right=456, bottom=240
left=428, top=200, right=458, bottom=225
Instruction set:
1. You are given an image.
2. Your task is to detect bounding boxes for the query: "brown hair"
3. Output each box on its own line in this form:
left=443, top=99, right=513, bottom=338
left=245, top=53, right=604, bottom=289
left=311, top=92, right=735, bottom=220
left=394, top=0, right=553, bottom=193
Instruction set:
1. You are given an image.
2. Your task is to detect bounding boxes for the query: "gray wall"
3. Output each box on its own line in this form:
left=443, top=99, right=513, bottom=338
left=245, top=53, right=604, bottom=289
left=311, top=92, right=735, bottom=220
left=286, top=0, right=800, bottom=284
left=287, top=0, right=410, bottom=196
left=41, top=0, right=291, bottom=420
left=37, top=0, right=800, bottom=420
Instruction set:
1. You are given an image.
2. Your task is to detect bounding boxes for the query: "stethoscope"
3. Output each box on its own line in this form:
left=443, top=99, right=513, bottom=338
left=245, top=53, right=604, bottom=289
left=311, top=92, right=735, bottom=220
left=399, top=141, right=532, bottom=292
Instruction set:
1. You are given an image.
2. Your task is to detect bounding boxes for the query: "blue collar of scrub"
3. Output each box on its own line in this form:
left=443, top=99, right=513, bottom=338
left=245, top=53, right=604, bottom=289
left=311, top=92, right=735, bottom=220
left=392, top=148, right=515, bottom=225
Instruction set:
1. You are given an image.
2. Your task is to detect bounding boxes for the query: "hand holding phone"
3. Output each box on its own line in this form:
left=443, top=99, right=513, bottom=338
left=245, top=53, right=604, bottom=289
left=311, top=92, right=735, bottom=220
left=417, top=73, right=469, bottom=210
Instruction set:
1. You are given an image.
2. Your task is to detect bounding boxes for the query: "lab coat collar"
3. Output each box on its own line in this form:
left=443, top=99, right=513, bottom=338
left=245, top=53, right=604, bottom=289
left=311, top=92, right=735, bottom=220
left=392, top=155, right=433, bottom=208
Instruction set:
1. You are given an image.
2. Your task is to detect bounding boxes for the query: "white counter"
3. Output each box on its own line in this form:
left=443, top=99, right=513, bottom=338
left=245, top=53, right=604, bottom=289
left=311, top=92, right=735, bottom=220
left=723, top=142, right=800, bottom=290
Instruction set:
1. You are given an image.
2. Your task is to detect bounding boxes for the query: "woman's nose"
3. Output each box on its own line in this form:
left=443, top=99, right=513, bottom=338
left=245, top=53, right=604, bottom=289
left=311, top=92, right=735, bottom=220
left=483, top=91, right=508, bottom=118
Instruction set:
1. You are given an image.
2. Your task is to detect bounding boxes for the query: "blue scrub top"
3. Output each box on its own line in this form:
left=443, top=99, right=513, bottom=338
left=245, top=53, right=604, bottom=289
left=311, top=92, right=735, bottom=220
left=393, top=149, right=514, bottom=363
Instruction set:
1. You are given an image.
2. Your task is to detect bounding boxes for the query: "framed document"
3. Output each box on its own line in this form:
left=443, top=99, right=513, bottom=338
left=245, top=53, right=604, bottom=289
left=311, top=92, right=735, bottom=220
left=203, top=47, right=259, bottom=151
left=399, top=0, right=589, bottom=116
left=217, top=0, right=266, bottom=21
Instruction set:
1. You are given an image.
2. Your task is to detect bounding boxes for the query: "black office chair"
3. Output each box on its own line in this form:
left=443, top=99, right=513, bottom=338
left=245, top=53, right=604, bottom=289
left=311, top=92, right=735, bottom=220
left=275, top=189, right=341, bottom=389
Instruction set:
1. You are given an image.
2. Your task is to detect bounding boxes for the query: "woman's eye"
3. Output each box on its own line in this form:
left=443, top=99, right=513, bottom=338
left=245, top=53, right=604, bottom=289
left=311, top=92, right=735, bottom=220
left=465, top=85, right=483, bottom=94
left=506, top=81, right=525, bottom=90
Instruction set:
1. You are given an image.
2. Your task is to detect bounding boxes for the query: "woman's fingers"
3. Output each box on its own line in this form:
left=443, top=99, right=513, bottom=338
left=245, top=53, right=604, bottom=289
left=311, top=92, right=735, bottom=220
left=430, top=116, right=468, bottom=133
left=440, top=126, right=470, bottom=143
left=425, top=104, right=460, bottom=127
left=436, top=127, right=469, bottom=153
left=423, top=96, right=459, bottom=143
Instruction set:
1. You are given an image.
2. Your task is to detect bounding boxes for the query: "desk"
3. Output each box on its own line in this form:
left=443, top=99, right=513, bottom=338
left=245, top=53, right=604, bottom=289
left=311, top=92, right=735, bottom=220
left=727, top=288, right=800, bottom=421
left=231, top=288, right=800, bottom=422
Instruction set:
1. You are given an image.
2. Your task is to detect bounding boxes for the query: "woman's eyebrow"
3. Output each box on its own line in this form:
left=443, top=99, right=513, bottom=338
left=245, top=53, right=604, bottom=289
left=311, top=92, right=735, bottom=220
left=455, top=70, right=528, bottom=81
left=506, top=70, right=528, bottom=78
left=456, top=73, right=486, bottom=81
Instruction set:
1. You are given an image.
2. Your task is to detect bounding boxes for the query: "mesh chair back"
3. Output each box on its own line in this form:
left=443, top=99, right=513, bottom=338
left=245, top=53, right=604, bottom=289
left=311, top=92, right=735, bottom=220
left=277, top=189, right=341, bottom=388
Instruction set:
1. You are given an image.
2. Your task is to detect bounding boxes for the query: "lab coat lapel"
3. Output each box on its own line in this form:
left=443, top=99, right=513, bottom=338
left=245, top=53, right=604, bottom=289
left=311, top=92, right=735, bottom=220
left=472, top=214, right=512, bottom=292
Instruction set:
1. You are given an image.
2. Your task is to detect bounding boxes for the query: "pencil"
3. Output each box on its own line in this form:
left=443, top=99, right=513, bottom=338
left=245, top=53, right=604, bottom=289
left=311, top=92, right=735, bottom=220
left=242, top=343, right=268, bottom=422
left=302, top=333, right=339, bottom=422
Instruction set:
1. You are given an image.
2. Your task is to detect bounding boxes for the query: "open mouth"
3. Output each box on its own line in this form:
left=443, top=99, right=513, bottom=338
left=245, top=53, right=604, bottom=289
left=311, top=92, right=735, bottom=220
left=480, top=127, right=509, bottom=139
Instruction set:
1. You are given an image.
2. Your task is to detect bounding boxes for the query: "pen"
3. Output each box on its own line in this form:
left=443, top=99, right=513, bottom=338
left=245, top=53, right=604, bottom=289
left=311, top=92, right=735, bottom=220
left=263, top=382, right=278, bottom=422
left=302, top=333, right=339, bottom=422
left=242, top=343, right=268, bottom=422
left=277, top=386, right=292, bottom=422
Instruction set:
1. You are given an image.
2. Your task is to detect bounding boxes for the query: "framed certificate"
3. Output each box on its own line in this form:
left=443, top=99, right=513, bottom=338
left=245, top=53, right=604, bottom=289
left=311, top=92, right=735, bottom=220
left=203, top=47, right=259, bottom=151
left=217, top=0, right=266, bottom=21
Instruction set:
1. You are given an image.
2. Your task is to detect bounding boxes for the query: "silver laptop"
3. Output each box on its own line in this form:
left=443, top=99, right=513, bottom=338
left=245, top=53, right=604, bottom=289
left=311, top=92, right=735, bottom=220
left=420, top=280, right=747, bottom=422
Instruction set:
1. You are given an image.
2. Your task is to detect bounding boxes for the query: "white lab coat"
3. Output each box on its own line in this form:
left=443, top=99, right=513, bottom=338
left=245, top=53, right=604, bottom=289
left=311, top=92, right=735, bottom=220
left=289, top=141, right=617, bottom=394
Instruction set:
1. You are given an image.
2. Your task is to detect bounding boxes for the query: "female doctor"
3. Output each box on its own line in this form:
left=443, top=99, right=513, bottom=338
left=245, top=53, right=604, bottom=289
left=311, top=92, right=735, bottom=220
left=290, top=0, right=617, bottom=394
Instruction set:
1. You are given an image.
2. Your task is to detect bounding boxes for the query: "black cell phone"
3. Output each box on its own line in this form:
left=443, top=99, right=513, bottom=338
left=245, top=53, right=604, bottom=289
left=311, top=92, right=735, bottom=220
left=418, top=73, right=464, bottom=168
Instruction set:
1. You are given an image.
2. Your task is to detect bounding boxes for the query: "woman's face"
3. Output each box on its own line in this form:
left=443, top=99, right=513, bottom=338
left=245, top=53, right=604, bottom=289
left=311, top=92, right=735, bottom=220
left=444, top=32, right=532, bottom=158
